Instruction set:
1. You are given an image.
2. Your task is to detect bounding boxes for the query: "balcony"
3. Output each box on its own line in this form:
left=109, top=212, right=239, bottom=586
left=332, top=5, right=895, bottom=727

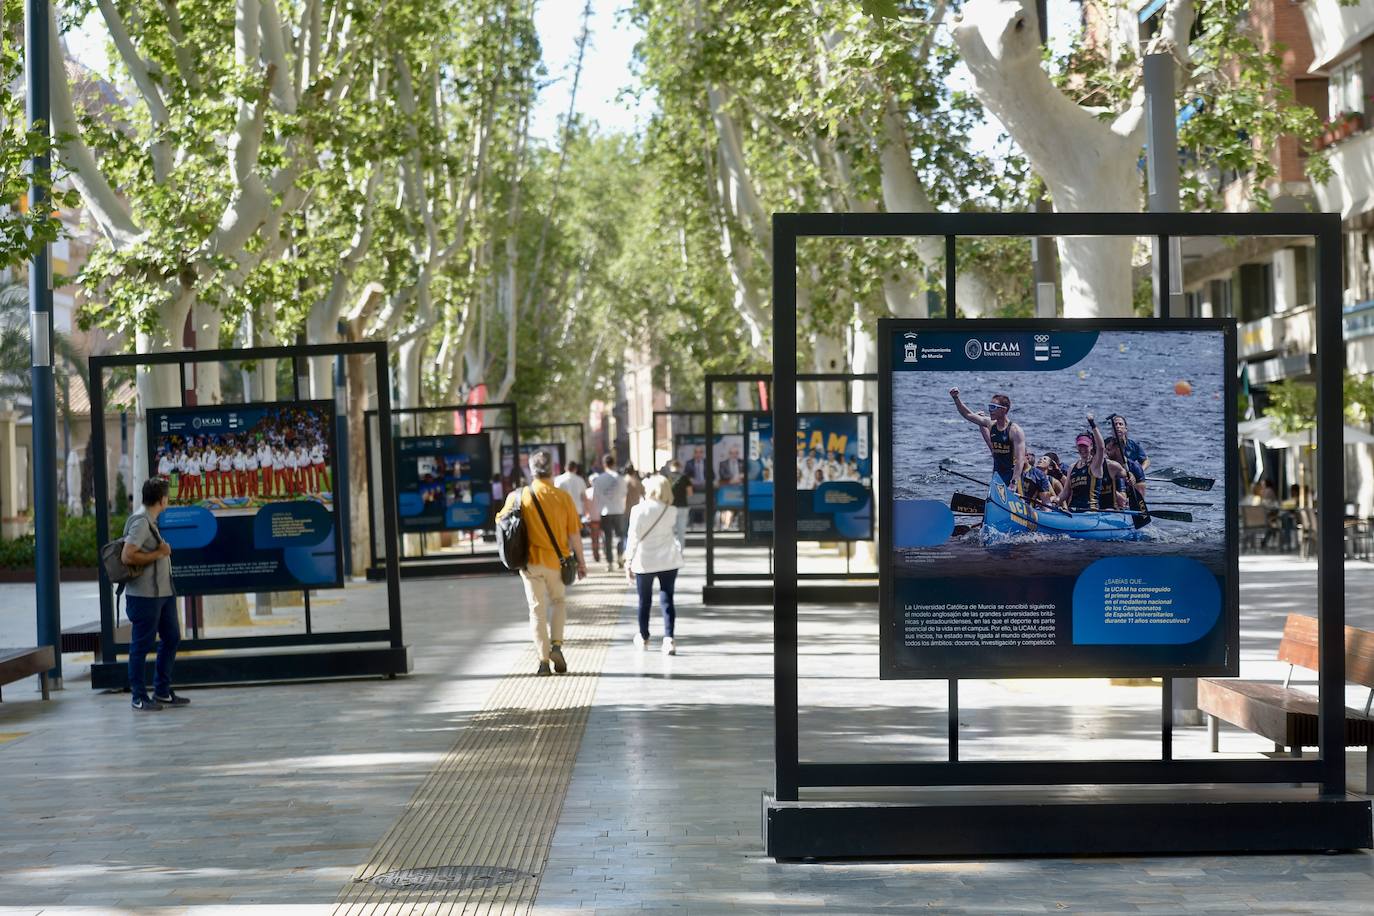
left=1314, top=125, right=1374, bottom=219
left=1303, top=0, right=1374, bottom=72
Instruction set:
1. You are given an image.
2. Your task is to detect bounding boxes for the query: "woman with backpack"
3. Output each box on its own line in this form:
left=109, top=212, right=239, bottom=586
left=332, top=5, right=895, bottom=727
left=624, top=474, right=685, bottom=655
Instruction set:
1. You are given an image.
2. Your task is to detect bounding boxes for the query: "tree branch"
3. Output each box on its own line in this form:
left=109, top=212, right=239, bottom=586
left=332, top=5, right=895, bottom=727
left=46, top=8, right=142, bottom=249
left=96, top=0, right=172, bottom=181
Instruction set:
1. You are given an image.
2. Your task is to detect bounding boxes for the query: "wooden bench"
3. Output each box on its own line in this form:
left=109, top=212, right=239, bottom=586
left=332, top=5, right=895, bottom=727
left=1199, top=614, right=1374, bottom=793
left=0, top=646, right=55, bottom=701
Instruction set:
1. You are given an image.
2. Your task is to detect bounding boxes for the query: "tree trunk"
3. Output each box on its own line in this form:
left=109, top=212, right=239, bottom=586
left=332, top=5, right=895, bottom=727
left=953, top=0, right=1144, bottom=318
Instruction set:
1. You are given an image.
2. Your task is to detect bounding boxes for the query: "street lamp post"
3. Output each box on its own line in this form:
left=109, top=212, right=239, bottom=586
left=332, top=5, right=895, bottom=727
left=27, top=0, right=62, bottom=685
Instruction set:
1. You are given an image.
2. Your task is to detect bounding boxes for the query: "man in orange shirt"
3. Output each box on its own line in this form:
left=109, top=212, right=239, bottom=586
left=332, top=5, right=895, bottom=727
left=498, top=449, right=587, bottom=675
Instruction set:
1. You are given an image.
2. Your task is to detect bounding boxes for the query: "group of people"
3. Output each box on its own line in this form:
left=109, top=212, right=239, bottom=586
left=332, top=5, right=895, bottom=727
left=497, top=451, right=694, bottom=676
left=951, top=388, right=1151, bottom=514
left=796, top=450, right=864, bottom=489
left=156, top=412, right=332, bottom=505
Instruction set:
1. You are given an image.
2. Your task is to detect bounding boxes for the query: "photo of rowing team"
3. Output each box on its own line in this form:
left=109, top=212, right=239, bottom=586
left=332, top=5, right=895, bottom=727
left=794, top=451, right=866, bottom=490
left=950, top=388, right=1150, bottom=515
left=155, top=409, right=332, bottom=506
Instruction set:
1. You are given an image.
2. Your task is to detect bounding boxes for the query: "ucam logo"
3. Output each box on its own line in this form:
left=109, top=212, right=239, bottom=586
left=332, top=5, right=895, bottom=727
left=967, top=339, right=1020, bottom=360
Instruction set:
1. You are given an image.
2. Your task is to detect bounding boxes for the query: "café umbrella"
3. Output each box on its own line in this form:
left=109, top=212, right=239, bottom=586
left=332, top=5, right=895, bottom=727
left=1236, top=415, right=1374, bottom=450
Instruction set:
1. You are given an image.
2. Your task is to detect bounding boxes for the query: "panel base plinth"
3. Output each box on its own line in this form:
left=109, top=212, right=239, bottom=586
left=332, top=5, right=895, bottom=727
left=366, top=560, right=510, bottom=581
left=762, top=786, right=1372, bottom=859
left=703, top=584, right=878, bottom=605
left=92, top=645, right=411, bottom=689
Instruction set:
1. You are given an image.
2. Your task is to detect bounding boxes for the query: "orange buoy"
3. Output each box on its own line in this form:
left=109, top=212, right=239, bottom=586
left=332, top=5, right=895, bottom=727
left=1174, top=379, right=1193, bottom=396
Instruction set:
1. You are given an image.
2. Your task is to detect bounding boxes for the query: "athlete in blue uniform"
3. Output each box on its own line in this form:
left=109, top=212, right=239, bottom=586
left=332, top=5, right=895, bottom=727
left=1106, top=413, right=1148, bottom=471
left=1020, top=449, right=1054, bottom=506
left=1054, top=415, right=1128, bottom=511
left=1104, top=437, right=1148, bottom=511
left=950, top=388, right=1026, bottom=488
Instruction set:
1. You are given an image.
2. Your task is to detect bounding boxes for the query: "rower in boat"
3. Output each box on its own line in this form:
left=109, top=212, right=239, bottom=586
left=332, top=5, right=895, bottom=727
left=1053, top=415, right=1129, bottom=511
left=1020, top=449, right=1055, bottom=507
left=949, top=388, right=1025, bottom=488
left=1106, top=413, right=1149, bottom=472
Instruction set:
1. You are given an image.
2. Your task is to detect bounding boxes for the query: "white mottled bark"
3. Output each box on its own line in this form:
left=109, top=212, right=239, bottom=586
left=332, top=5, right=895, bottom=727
left=953, top=0, right=1172, bottom=317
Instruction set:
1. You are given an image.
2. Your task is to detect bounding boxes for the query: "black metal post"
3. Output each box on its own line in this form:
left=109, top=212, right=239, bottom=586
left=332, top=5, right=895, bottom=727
left=944, top=235, right=957, bottom=318
left=92, top=365, right=114, bottom=665
left=334, top=347, right=351, bottom=576
left=27, top=0, right=61, bottom=682
left=1316, top=218, right=1346, bottom=795
left=704, top=378, right=716, bottom=587
left=948, top=680, right=959, bottom=762
left=376, top=352, right=404, bottom=648
left=773, top=214, right=800, bottom=801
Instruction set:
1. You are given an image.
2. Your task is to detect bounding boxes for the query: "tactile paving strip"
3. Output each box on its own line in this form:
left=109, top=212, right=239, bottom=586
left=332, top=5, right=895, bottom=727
left=333, top=571, right=625, bottom=916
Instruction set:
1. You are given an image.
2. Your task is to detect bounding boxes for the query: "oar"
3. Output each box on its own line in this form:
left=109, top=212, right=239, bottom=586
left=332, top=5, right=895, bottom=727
left=1148, top=474, right=1215, bottom=491
left=1001, top=502, right=1193, bottom=523
left=939, top=466, right=987, bottom=489
left=1144, top=499, right=1214, bottom=507
left=950, top=492, right=985, bottom=515
left=952, top=522, right=982, bottom=537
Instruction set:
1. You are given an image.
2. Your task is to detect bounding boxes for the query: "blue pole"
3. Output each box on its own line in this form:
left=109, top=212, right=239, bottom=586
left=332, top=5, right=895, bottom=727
left=27, top=0, right=62, bottom=683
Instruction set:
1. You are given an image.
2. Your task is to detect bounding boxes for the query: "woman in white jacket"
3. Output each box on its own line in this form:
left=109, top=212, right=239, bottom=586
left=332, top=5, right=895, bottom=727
left=624, top=474, right=685, bottom=654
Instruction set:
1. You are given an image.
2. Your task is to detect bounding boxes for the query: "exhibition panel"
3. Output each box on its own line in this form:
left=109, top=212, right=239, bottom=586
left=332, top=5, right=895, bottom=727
left=88, top=342, right=408, bottom=688
left=763, top=210, right=1370, bottom=859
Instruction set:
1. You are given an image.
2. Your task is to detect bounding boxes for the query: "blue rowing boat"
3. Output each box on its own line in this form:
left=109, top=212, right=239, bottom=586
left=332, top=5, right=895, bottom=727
left=983, top=476, right=1147, bottom=541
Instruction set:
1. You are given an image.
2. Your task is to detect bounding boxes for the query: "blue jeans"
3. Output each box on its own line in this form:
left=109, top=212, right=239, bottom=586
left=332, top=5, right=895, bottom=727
left=601, top=514, right=625, bottom=563
left=126, top=595, right=180, bottom=699
left=635, top=568, right=678, bottom=639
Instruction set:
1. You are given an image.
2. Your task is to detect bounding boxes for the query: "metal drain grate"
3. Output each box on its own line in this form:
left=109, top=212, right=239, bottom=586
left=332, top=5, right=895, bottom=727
left=365, top=865, right=532, bottom=891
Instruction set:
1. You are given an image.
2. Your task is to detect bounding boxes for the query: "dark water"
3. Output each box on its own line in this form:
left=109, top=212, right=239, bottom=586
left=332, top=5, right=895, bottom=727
left=891, top=330, right=1227, bottom=577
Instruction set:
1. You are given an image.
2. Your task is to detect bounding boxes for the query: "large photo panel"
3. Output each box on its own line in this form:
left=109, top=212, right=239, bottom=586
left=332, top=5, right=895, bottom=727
left=397, top=434, right=494, bottom=532
left=746, top=412, right=874, bottom=542
left=879, top=320, right=1237, bottom=679
left=148, top=401, right=343, bottom=596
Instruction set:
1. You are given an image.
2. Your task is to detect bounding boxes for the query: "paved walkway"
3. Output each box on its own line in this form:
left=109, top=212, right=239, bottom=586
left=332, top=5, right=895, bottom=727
left=0, top=552, right=1371, bottom=913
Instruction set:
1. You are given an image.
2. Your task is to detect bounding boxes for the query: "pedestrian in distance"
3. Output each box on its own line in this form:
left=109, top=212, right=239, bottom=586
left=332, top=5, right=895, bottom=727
left=666, top=458, right=692, bottom=548
left=590, top=453, right=628, bottom=570
left=498, top=450, right=587, bottom=676
left=625, top=474, right=686, bottom=655
left=120, top=478, right=189, bottom=710
left=624, top=464, right=644, bottom=515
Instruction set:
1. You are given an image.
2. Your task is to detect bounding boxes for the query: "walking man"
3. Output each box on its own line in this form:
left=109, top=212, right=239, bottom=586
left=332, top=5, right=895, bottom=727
left=498, top=450, right=586, bottom=676
left=120, top=479, right=188, bottom=710
left=590, top=453, right=628, bottom=570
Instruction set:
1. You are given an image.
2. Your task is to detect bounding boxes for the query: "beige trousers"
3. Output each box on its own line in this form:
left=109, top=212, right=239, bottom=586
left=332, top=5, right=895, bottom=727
left=520, top=563, right=566, bottom=662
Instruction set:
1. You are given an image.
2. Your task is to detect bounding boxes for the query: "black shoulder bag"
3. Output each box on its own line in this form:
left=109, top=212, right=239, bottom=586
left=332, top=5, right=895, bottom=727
left=529, top=489, right=578, bottom=585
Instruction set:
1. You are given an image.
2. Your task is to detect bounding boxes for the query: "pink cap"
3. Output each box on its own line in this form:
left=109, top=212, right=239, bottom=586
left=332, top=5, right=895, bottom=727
left=1075, top=434, right=1093, bottom=448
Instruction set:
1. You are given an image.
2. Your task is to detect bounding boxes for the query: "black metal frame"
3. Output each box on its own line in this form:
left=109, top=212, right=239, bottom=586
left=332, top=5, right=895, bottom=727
left=363, top=402, right=519, bottom=579
left=704, top=372, right=879, bottom=605
left=764, top=211, right=1370, bottom=858
left=89, top=341, right=408, bottom=688
left=518, top=421, right=587, bottom=468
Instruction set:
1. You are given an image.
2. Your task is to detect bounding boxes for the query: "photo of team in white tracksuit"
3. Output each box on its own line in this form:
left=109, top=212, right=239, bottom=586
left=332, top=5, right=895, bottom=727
left=154, top=407, right=332, bottom=508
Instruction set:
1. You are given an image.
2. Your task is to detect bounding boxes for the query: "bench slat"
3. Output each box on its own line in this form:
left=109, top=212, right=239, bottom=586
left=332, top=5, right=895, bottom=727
left=1277, top=614, right=1374, bottom=689
left=0, top=646, right=56, bottom=699
left=1200, top=678, right=1374, bottom=747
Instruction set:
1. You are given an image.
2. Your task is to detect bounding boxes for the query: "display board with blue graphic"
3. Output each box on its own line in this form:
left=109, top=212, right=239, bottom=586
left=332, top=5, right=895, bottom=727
left=879, top=320, right=1238, bottom=679
left=500, top=442, right=565, bottom=489
left=147, top=401, right=343, bottom=596
left=747, top=412, right=873, bottom=542
left=398, top=435, right=494, bottom=532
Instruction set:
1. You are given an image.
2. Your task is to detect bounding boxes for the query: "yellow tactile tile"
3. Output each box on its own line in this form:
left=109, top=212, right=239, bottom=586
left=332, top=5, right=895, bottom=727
left=333, top=571, right=625, bottom=916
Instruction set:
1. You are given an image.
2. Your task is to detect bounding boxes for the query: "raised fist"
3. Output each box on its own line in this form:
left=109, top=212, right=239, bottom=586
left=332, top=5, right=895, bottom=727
left=949, top=387, right=960, bottom=399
